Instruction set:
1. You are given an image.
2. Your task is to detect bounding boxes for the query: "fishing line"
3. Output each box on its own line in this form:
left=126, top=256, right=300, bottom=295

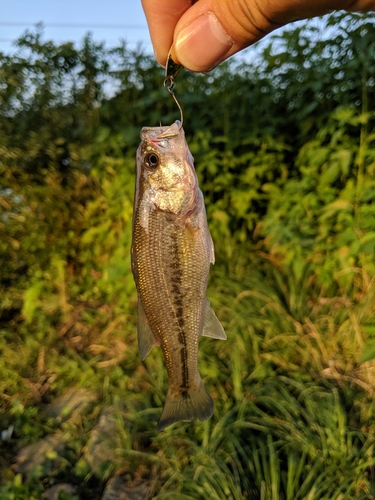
left=163, top=76, right=183, bottom=129
left=164, top=51, right=184, bottom=129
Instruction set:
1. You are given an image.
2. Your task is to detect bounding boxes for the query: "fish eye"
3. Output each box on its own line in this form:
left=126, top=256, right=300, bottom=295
left=144, top=152, right=160, bottom=170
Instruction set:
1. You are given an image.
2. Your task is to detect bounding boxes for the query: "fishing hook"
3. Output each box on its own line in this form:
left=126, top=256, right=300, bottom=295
left=164, top=51, right=184, bottom=129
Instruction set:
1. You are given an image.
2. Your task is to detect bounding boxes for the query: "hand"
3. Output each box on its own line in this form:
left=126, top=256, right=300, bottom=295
left=142, top=0, right=375, bottom=72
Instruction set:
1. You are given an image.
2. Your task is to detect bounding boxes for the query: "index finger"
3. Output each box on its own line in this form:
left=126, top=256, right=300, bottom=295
left=142, top=0, right=192, bottom=66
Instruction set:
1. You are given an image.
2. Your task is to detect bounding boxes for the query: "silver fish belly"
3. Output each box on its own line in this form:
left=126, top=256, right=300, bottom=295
left=131, top=121, right=226, bottom=431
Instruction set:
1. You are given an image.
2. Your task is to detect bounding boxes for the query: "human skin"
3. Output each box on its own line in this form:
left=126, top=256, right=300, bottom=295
left=141, top=0, right=375, bottom=72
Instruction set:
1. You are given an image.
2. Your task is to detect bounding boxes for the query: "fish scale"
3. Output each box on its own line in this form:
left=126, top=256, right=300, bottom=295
left=133, top=209, right=207, bottom=390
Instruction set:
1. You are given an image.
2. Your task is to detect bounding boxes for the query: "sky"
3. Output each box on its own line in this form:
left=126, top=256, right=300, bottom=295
left=0, top=0, right=298, bottom=71
left=0, top=2, right=363, bottom=71
left=0, top=0, right=152, bottom=54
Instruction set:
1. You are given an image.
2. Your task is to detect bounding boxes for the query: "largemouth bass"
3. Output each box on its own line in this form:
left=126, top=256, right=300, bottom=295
left=131, top=120, right=226, bottom=431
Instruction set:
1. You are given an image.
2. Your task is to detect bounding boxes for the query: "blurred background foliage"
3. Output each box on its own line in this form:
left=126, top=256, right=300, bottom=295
left=2, top=11, right=375, bottom=500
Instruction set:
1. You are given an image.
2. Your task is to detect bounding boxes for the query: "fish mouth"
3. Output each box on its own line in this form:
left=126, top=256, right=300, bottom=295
left=141, top=121, right=181, bottom=142
left=156, top=121, right=181, bottom=140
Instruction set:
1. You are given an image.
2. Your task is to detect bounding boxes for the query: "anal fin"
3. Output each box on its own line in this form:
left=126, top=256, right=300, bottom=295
left=137, top=300, right=159, bottom=360
left=201, top=300, right=226, bottom=340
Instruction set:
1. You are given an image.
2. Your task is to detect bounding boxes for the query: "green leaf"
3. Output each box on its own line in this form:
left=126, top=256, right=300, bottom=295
left=319, top=163, right=340, bottom=186
left=360, top=339, right=375, bottom=363
left=22, top=281, right=43, bottom=322
left=363, top=325, right=375, bottom=337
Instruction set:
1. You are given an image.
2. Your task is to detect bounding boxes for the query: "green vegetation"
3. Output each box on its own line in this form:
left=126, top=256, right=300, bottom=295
left=1, top=12, right=375, bottom=499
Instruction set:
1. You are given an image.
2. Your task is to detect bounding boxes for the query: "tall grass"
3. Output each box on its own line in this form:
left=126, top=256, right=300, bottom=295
left=1, top=246, right=375, bottom=498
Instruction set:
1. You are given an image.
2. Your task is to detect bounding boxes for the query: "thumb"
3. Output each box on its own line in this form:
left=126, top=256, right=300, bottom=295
left=171, top=0, right=281, bottom=72
left=171, top=0, right=370, bottom=72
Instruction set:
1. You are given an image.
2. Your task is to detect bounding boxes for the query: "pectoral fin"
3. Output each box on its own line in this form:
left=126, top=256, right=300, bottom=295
left=208, top=231, right=215, bottom=264
left=137, top=300, right=159, bottom=359
left=201, top=300, right=226, bottom=340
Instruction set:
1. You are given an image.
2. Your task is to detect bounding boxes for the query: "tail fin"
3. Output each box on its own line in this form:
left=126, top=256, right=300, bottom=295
left=157, top=380, right=214, bottom=431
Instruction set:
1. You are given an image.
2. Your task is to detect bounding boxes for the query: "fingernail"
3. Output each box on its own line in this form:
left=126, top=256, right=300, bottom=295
left=175, top=12, right=233, bottom=72
left=170, top=45, right=180, bottom=65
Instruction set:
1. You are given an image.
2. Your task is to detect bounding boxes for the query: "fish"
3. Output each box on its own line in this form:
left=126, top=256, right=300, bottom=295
left=131, top=120, right=226, bottom=431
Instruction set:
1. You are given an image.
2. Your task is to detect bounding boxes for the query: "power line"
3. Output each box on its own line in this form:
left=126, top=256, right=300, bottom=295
left=0, top=22, right=147, bottom=29
left=0, top=39, right=152, bottom=45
